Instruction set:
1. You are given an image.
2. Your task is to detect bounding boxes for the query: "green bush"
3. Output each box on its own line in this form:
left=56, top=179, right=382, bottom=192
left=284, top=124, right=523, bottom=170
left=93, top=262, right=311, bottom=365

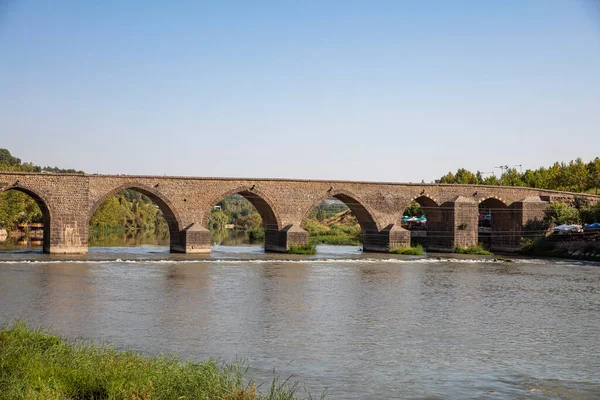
left=305, top=222, right=362, bottom=246
left=390, top=244, right=424, bottom=255
left=247, top=226, right=265, bottom=243
left=454, top=244, right=493, bottom=255
left=309, top=234, right=361, bottom=246
left=544, top=202, right=581, bottom=225
left=0, top=321, right=316, bottom=400
left=520, top=236, right=553, bottom=256
left=287, top=243, right=317, bottom=255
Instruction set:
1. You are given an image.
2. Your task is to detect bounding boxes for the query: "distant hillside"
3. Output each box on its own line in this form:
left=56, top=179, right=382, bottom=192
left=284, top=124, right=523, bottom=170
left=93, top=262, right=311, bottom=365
left=0, top=148, right=83, bottom=174
left=321, top=209, right=358, bottom=226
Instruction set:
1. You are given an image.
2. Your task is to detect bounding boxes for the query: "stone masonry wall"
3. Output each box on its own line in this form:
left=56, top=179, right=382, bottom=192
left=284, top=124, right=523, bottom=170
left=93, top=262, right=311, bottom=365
left=1, top=172, right=599, bottom=254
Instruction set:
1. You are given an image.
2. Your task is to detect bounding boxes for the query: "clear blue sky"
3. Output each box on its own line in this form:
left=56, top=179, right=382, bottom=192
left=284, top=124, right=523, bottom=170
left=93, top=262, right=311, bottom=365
left=1, top=0, right=599, bottom=182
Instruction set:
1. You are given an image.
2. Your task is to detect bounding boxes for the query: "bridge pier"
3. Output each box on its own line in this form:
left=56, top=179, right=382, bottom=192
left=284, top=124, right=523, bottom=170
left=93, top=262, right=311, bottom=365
left=265, top=226, right=309, bottom=252
left=362, top=225, right=411, bottom=252
left=427, top=196, right=478, bottom=252
left=177, top=223, right=211, bottom=253
left=178, top=224, right=312, bottom=254
left=46, top=214, right=88, bottom=254
left=494, top=197, right=548, bottom=251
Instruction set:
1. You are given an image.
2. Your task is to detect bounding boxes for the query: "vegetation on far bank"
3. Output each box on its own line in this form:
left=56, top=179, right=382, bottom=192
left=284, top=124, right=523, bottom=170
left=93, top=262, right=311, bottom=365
left=0, top=321, right=322, bottom=400
left=305, top=221, right=362, bottom=246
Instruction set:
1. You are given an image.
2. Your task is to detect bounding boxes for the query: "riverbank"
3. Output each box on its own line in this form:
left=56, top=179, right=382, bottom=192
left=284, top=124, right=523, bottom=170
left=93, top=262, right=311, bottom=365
left=521, top=238, right=600, bottom=262
left=0, top=322, right=319, bottom=400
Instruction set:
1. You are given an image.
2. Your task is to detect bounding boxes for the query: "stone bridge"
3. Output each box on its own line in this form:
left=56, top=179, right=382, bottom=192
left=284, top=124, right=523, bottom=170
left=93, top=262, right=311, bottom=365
left=1, top=172, right=599, bottom=254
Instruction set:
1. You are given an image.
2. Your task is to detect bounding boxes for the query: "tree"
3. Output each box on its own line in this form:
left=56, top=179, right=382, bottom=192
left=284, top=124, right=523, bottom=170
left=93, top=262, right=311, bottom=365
left=316, top=208, right=327, bottom=222
left=209, top=209, right=229, bottom=231
left=89, top=196, right=127, bottom=228
left=475, top=171, right=483, bottom=184
left=0, top=190, right=42, bottom=230
left=454, top=168, right=478, bottom=184
left=544, top=202, right=581, bottom=225
left=499, top=168, right=523, bottom=187
left=580, top=202, right=600, bottom=224
left=0, top=148, right=21, bottom=166
left=404, top=201, right=422, bottom=216
left=588, top=157, right=600, bottom=195
left=568, top=158, right=588, bottom=192
left=439, top=172, right=455, bottom=183
left=483, top=175, right=500, bottom=185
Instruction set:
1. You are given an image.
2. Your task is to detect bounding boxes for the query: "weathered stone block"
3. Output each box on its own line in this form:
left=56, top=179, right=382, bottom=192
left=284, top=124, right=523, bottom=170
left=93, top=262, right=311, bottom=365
left=266, top=225, right=309, bottom=252
left=178, top=223, right=211, bottom=253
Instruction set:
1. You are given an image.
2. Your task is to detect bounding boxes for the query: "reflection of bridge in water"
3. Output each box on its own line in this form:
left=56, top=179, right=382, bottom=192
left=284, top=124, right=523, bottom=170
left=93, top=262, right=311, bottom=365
left=1, top=171, right=599, bottom=254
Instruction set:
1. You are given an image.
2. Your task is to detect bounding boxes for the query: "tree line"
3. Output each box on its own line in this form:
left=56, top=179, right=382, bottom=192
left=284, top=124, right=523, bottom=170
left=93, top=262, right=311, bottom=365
left=440, top=157, right=600, bottom=194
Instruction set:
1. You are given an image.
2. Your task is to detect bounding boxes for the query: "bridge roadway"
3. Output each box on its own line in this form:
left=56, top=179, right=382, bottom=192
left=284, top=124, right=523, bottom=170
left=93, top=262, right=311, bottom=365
left=1, top=172, right=599, bottom=254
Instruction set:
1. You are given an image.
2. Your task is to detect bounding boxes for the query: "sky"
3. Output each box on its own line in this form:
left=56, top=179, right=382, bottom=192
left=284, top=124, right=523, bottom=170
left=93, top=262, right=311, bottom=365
left=1, top=0, right=599, bottom=182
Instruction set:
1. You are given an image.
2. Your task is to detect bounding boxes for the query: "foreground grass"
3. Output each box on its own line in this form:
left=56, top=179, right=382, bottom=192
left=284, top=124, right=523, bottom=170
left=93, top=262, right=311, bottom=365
left=287, top=243, right=317, bottom=255
left=390, top=244, right=424, bottom=255
left=0, top=321, right=321, bottom=400
left=454, top=244, right=493, bottom=255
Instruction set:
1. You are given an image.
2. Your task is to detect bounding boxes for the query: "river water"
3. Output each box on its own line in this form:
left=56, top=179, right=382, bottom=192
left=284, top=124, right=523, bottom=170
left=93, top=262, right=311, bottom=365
left=1, top=243, right=599, bottom=399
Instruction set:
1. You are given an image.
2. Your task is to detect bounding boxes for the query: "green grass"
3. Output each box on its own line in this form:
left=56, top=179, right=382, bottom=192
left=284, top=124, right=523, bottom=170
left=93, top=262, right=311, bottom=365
left=454, top=244, right=493, bottom=255
left=0, top=321, right=323, bottom=400
left=308, top=235, right=361, bottom=246
left=306, top=223, right=362, bottom=246
left=287, top=243, right=317, bottom=255
left=390, top=244, right=424, bottom=255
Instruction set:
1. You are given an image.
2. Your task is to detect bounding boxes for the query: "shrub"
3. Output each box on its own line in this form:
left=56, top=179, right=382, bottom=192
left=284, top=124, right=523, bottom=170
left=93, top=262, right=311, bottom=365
left=287, top=243, right=317, bottom=255
left=544, top=202, right=581, bottom=225
left=390, top=244, right=424, bottom=255
left=247, top=226, right=265, bottom=243
left=306, top=222, right=362, bottom=246
left=454, top=244, right=493, bottom=255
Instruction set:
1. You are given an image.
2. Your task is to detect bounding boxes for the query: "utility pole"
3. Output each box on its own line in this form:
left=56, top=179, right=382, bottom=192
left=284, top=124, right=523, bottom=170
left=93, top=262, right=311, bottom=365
left=494, top=165, right=509, bottom=175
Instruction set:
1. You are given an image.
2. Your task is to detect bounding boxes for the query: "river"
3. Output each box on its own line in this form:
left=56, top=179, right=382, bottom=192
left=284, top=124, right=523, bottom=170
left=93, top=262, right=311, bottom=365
left=1, top=241, right=599, bottom=399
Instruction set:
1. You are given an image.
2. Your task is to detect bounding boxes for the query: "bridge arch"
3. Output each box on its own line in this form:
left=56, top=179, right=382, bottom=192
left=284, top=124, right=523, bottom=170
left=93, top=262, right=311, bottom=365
left=300, top=189, right=380, bottom=232
left=397, top=194, right=444, bottom=249
left=204, top=186, right=282, bottom=232
left=478, top=196, right=511, bottom=221
left=0, top=184, right=52, bottom=252
left=88, top=183, right=183, bottom=249
left=403, top=194, right=441, bottom=219
left=478, top=196, right=517, bottom=251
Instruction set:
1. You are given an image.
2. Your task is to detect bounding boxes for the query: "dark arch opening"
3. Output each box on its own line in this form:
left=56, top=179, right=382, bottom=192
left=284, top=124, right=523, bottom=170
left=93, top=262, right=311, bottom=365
left=0, top=187, right=51, bottom=252
left=300, top=191, right=379, bottom=251
left=206, top=189, right=280, bottom=249
left=401, top=196, right=442, bottom=248
left=478, top=198, right=515, bottom=250
left=88, top=186, right=181, bottom=250
left=332, top=193, right=378, bottom=232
